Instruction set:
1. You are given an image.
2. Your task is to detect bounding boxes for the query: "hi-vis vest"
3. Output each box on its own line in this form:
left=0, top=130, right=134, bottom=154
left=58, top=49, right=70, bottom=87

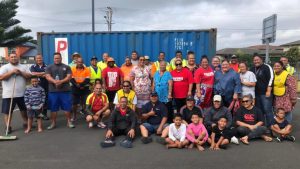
left=273, top=70, right=289, bottom=96
left=154, top=61, right=171, bottom=71
left=117, top=89, right=136, bottom=110
left=89, top=66, right=101, bottom=84
left=286, top=65, right=295, bottom=76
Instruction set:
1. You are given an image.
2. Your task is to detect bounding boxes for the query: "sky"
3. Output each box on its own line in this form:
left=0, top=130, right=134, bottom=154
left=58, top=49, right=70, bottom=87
left=15, top=0, right=300, bottom=50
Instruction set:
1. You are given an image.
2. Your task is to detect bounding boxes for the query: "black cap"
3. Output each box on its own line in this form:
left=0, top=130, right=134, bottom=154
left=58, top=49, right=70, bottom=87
left=150, top=91, right=158, bottom=97
left=186, top=95, right=195, bottom=101
left=91, top=56, right=98, bottom=61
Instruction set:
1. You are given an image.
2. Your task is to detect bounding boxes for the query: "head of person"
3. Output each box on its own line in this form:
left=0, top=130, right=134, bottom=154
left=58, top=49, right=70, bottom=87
left=53, top=52, right=62, bottom=65
left=90, top=56, right=98, bottom=67
left=239, top=62, right=248, bottom=74
left=158, top=52, right=165, bottom=61
left=76, top=57, right=84, bottom=68
left=186, top=95, right=195, bottom=108
left=221, top=59, right=230, bottom=73
left=30, top=76, right=39, bottom=87
left=275, top=108, right=286, bottom=120
left=94, top=83, right=102, bottom=95
left=231, top=55, right=238, bottom=64
left=144, top=56, right=150, bottom=65
left=212, top=56, right=221, bottom=69
left=131, top=51, right=138, bottom=60
left=34, top=54, right=43, bottom=65
left=217, top=116, right=228, bottom=129
left=173, top=113, right=183, bottom=126
left=280, top=56, right=289, bottom=66
left=200, top=55, right=209, bottom=69
left=9, top=52, right=19, bottom=65
left=72, top=52, right=81, bottom=62
left=175, top=58, right=183, bottom=71
left=213, top=95, right=222, bottom=109
left=150, top=91, right=158, bottom=103
left=138, top=56, right=145, bottom=67
left=159, top=60, right=167, bottom=72
left=102, top=53, right=109, bottom=62
left=107, top=57, right=115, bottom=68
left=187, top=51, right=195, bottom=66
left=175, top=50, right=182, bottom=59
left=94, top=79, right=102, bottom=85
left=122, top=81, right=131, bottom=93
left=253, top=53, right=264, bottom=67
left=191, top=113, right=202, bottom=125
left=241, top=94, right=254, bottom=109
left=273, top=61, right=285, bottom=74
left=125, top=57, right=132, bottom=66
left=119, top=96, right=128, bottom=109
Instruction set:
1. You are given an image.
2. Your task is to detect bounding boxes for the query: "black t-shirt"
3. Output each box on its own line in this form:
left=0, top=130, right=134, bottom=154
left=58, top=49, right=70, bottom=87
left=271, top=117, right=289, bottom=129
left=235, top=106, right=264, bottom=125
left=180, top=105, right=202, bottom=124
left=212, top=125, right=229, bottom=141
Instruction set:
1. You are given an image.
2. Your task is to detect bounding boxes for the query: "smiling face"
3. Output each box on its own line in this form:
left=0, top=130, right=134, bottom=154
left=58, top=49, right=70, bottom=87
left=119, top=97, right=128, bottom=109
left=31, top=78, right=39, bottom=87
left=175, top=60, right=182, bottom=71
left=273, top=62, right=283, bottom=74
left=239, top=63, right=247, bottom=73
left=221, top=60, right=230, bottom=73
left=218, top=118, right=227, bottom=129
left=138, top=56, right=145, bottom=66
left=280, top=57, right=288, bottom=66
left=212, top=57, right=220, bottom=68
left=9, top=53, right=19, bottom=65
left=242, top=97, right=253, bottom=109
left=187, top=54, right=195, bottom=65
left=54, top=54, right=62, bottom=65
left=191, top=114, right=200, bottom=124
left=125, top=57, right=132, bottom=66
left=253, top=56, right=263, bottom=67
left=173, top=116, right=182, bottom=126
left=201, top=58, right=209, bottom=69
left=159, top=52, right=165, bottom=61
left=159, top=61, right=167, bottom=72
left=35, top=54, right=43, bottom=65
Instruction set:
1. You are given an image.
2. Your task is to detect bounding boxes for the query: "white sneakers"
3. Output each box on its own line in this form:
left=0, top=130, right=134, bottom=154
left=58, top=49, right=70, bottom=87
left=231, top=136, right=239, bottom=145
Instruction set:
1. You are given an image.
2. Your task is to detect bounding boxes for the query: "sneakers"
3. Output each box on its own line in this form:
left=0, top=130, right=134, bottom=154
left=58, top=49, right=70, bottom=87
left=230, top=136, right=239, bottom=145
left=88, top=122, right=94, bottom=128
left=47, top=124, right=56, bottom=130
left=68, top=122, right=75, bottom=128
left=141, top=137, right=153, bottom=144
left=120, top=139, right=133, bottom=148
left=285, top=135, right=296, bottom=142
left=97, top=122, right=106, bottom=128
left=156, top=137, right=167, bottom=145
left=276, top=137, right=283, bottom=142
left=100, top=139, right=116, bottom=148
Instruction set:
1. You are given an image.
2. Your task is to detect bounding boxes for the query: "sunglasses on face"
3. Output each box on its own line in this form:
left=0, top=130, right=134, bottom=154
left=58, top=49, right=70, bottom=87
left=242, top=100, right=251, bottom=103
left=175, top=63, right=182, bottom=66
left=123, top=85, right=130, bottom=87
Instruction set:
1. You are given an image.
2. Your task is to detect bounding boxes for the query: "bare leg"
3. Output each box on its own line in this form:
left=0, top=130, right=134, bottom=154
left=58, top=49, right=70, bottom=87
left=65, top=111, right=72, bottom=123
left=37, top=118, right=43, bottom=132
left=140, top=125, right=149, bottom=137
left=50, top=112, right=57, bottom=126
left=161, top=126, right=169, bottom=138
left=25, top=118, right=33, bottom=133
left=20, top=111, right=28, bottom=124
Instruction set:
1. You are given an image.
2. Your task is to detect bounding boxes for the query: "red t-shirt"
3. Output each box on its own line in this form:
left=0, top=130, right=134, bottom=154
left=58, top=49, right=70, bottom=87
left=194, top=66, right=214, bottom=86
left=102, top=67, right=124, bottom=91
left=230, top=63, right=239, bottom=72
left=171, top=68, right=193, bottom=98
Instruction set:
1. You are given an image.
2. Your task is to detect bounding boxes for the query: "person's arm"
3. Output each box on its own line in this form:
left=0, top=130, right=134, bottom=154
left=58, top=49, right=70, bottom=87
left=70, top=78, right=78, bottom=87
left=24, top=89, right=31, bottom=109
left=19, top=67, right=32, bottom=79
left=168, top=125, right=177, bottom=141
left=180, top=124, right=186, bottom=142
left=152, top=78, right=156, bottom=92
left=236, top=120, right=252, bottom=129
left=101, top=70, right=107, bottom=90
left=0, top=68, right=19, bottom=81
left=210, top=132, right=216, bottom=149
left=203, top=109, right=213, bottom=127
left=225, top=108, right=233, bottom=128
left=266, top=64, right=274, bottom=97
left=233, top=72, right=242, bottom=100
left=129, top=110, right=137, bottom=129
left=95, top=102, right=109, bottom=116
left=187, top=70, right=193, bottom=95
left=119, top=69, right=124, bottom=88
left=45, top=74, right=56, bottom=84
left=270, top=124, right=285, bottom=135
left=157, top=117, right=167, bottom=134
left=168, top=79, right=173, bottom=99
left=286, top=76, right=297, bottom=106
left=215, top=136, right=224, bottom=150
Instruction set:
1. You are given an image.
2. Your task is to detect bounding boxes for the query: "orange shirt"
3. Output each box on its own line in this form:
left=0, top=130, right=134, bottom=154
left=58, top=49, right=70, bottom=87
left=71, top=66, right=91, bottom=83
left=121, top=64, right=133, bottom=81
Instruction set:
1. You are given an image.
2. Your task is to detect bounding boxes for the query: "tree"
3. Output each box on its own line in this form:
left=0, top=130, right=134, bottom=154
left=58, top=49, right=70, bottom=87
left=0, top=0, right=33, bottom=47
left=235, top=49, right=253, bottom=67
left=283, top=47, right=299, bottom=66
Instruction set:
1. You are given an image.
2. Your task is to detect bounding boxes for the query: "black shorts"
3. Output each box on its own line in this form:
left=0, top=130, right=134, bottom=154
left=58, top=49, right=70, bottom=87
left=72, top=93, right=89, bottom=105
left=106, top=90, right=117, bottom=103
left=1, top=97, right=27, bottom=115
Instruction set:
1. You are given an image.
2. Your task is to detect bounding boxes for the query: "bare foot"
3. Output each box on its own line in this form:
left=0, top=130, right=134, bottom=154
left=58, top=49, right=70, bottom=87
left=38, top=128, right=43, bottom=132
left=24, top=129, right=31, bottom=134
left=166, top=144, right=170, bottom=149
left=188, top=143, right=194, bottom=149
left=197, top=145, right=205, bottom=151
left=240, top=136, right=249, bottom=145
left=262, top=135, right=272, bottom=142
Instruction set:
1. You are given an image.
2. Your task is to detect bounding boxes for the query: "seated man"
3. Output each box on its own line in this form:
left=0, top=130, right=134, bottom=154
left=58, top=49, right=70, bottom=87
left=236, top=94, right=272, bottom=144
left=140, top=92, right=168, bottom=144
left=179, top=95, right=203, bottom=125
left=85, top=83, right=111, bottom=128
left=101, top=97, right=137, bottom=148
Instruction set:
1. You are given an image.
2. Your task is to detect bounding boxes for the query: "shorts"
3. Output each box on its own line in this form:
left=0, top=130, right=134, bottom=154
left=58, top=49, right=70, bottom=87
left=27, top=109, right=42, bottom=118
left=1, top=97, right=27, bottom=115
left=106, top=90, right=117, bottom=102
left=142, top=122, right=169, bottom=134
left=72, top=92, right=89, bottom=105
left=48, top=92, right=72, bottom=112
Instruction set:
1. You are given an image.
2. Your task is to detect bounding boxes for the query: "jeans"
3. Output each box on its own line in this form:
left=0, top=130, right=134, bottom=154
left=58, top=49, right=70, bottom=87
left=285, top=111, right=292, bottom=123
left=255, top=95, right=273, bottom=127
left=237, top=126, right=267, bottom=140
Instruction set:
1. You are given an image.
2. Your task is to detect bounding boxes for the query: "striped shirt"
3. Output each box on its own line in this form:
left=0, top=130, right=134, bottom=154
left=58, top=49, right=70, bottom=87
left=24, top=86, right=46, bottom=108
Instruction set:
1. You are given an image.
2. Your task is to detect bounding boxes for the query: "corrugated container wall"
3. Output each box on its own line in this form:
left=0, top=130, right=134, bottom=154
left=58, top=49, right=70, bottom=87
left=37, top=29, right=217, bottom=66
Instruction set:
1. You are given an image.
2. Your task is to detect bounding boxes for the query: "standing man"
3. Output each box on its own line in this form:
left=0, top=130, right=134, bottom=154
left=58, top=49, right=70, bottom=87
left=280, top=56, right=296, bottom=75
left=45, top=52, right=74, bottom=129
left=89, top=56, right=102, bottom=87
left=151, top=52, right=171, bottom=77
left=131, top=51, right=139, bottom=66
left=69, top=52, right=81, bottom=67
left=250, top=54, right=274, bottom=127
left=0, top=52, right=31, bottom=133
left=102, top=57, right=124, bottom=109
left=170, top=51, right=187, bottom=70
left=230, top=55, right=239, bottom=72
left=120, top=57, right=134, bottom=81
left=70, top=57, right=91, bottom=121
left=97, top=53, right=110, bottom=70
left=30, top=54, right=49, bottom=120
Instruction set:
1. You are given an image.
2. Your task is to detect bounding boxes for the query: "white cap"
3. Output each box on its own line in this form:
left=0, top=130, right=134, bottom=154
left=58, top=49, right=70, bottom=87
left=145, top=55, right=150, bottom=60
left=213, top=95, right=222, bottom=102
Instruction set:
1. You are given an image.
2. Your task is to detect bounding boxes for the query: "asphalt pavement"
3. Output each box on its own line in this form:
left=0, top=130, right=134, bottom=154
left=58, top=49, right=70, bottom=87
left=0, top=99, right=299, bottom=169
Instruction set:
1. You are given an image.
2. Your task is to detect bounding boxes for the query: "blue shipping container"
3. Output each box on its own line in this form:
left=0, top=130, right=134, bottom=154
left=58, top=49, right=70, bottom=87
left=37, top=29, right=217, bottom=66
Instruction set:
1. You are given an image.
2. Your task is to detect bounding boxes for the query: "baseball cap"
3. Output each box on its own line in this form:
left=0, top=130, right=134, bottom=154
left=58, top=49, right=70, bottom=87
left=145, top=55, right=150, bottom=60
left=90, top=56, right=98, bottom=61
left=150, top=91, right=158, bottom=97
left=231, top=55, right=238, bottom=59
left=213, top=95, right=222, bottom=102
left=107, top=57, right=115, bottom=62
left=186, top=95, right=195, bottom=101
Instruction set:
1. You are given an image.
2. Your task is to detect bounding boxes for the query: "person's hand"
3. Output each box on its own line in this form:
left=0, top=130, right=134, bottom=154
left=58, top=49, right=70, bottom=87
left=248, top=125, right=257, bottom=131
left=210, top=145, right=215, bottom=150
left=26, top=106, right=31, bottom=110
left=168, top=93, right=172, bottom=99
left=12, top=69, right=20, bottom=75
left=214, top=146, right=220, bottom=150
left=211, top=123, right=217, bottom=127
left=156, top=127, right=163, bottom=135
left=265, top=90, right=271, bottom=97
left=187, top=91, right=192, bottom=96
left=105, top=129, right=113, bottom=139
left=148, top=108, right=155, bottom=116
left=196, top=91, right=202, bottom=98
left=127, top=129, right=135, bottom=138
left=233, top=93, right=238, bottom=100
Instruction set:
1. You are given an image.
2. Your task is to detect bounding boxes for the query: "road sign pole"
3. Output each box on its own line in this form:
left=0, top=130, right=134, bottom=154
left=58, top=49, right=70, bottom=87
left=265, top=39, right=269, bottom=64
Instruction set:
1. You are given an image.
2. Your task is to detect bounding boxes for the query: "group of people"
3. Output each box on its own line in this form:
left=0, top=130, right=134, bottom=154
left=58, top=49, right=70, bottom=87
left=0, top=50, right=297, bottom=150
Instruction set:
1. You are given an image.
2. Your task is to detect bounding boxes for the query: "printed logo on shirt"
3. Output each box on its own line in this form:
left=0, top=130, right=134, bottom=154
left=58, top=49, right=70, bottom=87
left=107, top=72, right=118, bottom=87
left=63, top=67, right=66, bottom=71
left=204, top=72, right=214, bottom=77
left=244, top=114, right=255, bottom=122
left=173, top=77, right=183, bottom=81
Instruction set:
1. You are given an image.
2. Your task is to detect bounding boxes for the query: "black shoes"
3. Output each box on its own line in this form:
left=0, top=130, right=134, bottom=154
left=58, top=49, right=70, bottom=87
left=141, top=137, right=153, bottom=144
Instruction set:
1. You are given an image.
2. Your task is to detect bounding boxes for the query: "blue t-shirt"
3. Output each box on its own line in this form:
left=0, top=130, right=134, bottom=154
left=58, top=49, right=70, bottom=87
left=153, top=71, right=172, bottom=103
left=142, top=101, right=168, bottom=125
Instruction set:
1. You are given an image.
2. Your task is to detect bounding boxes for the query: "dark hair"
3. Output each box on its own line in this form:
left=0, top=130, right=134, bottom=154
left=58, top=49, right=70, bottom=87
left=218, top=115, right=228, bottom=121
left=31, top=75, right=39, bottom=80
left=187, top=51, right=195, bottom=55
left=191, top=112, right=201, bottom=118
left=275, top=108, right=285, bottom=114
left=159, top=51, right=165, bottom=55
left=253, top=53, right=263, bottom=60
left=274, top=61, right=286, bottom=70
left=9, top=51, right=16, bottom=55
left=53, top=52, right=62, bottom=57
left=239, top=61, right=248, bottom=68
left=175, top=50, right=182, bottom=54
left=34, top=54, right=42, bottom=60
left=222, top=59, right=229, bottom=64
left=132, top=50, right=138, bottom=55
left=200, top=55, right=209, bottom=63
left=123, top=80, right=131, bottom=87
left=173, top=113, right=182, bottom=119
left=94, top=79, right=102, bottom=85
left=242, top=94, right=253, bottom=101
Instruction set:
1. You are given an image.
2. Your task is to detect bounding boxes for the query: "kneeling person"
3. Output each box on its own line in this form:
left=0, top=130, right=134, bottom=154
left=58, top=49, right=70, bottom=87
left=86, top=84, right=110, bottom=128
left=101, top=97, right=137, bottom=148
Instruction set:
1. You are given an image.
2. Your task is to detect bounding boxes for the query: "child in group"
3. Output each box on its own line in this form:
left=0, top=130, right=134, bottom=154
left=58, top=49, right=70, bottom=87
left=24, top=76, right=46, bottom=133
left=186, top=113, right=208, bottom=151
left=271, top=108, right=295, bottom=142
left=165, top=114, right=189, bottom=149
left=208, top=116, right=231, bottom=150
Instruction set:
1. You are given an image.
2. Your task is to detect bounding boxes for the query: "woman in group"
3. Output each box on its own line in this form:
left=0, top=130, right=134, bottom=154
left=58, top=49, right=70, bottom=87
left=273, top=61, right=297, bottom=123
left=130, top=56, right=152, bottom=113
left=194, top=56, right=214, bottom=109
left=239, top=62, right=256, bottom=104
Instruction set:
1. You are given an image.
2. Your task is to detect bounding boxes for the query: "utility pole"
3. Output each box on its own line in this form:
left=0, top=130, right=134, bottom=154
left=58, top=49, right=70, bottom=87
left=92, top=0, right=95, bottom=32
left=104, top=7, right=113, bottom=32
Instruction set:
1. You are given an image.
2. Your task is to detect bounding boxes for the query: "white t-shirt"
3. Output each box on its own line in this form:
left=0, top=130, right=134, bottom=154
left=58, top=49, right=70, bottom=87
left=0, top=63, right=31, bottom=98
left=168, top=123, right=186, bottom=142
left=240, top=71, right=257, bottom=98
